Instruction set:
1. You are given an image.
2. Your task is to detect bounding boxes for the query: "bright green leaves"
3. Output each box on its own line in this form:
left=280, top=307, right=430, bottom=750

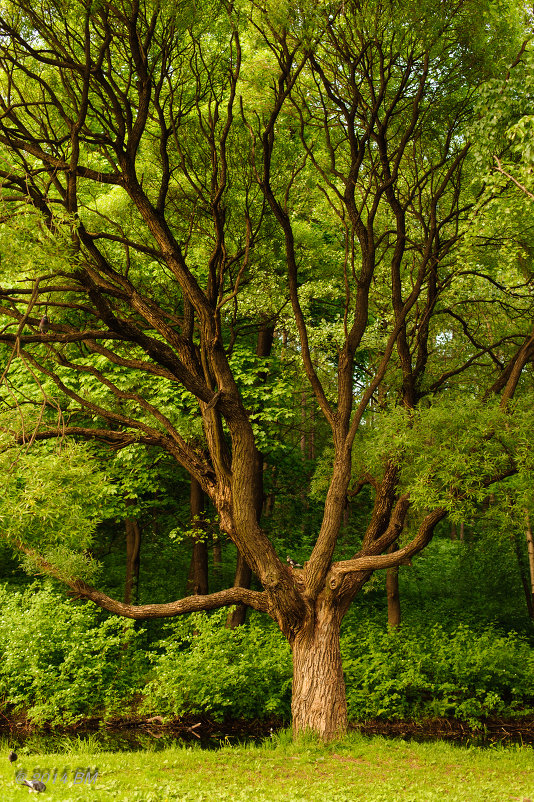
left=229, top=343, right=298, bottom=454
left=142, top=610, right=292, bottom=721
left=354, top=396, right=534, bottom=522
left=0, top=584, right=145, bottom=724
left=0, top=441, right=110, bottom=581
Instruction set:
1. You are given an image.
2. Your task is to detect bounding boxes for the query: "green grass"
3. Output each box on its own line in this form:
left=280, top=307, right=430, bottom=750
left=1, top=732, right=533, bottom=801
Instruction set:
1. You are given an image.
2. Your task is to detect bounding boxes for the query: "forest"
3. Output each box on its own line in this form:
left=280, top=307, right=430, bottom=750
left=0, top=0, right=533, bottom=745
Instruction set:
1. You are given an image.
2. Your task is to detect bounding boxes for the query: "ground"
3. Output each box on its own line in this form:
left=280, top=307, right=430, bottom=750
left=1, top=732, right=534, bottom=801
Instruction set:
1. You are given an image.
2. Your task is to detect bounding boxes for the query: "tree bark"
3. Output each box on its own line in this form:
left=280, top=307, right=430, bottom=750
left=225, top=445, right=261, bottom=627
left=291, top=601, right=347, bottom=740
left=226, top=321, right=274, bottom=628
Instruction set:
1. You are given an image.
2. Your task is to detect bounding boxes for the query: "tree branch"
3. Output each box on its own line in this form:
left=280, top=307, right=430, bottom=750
left=9, top=537, right=270, bottom=617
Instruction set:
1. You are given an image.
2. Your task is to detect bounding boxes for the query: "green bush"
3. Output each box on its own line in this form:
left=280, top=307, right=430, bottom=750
left=3, top=583, right=534, bottom=729
left=0, top=584, right=147, bottom=724
left=342, top=620, right=534, bottom=724
left=142, top=610, right=293, bottom=721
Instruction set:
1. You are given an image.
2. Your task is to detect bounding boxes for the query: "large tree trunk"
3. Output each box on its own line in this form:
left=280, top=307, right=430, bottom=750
left=226, top=321, right=274, bottom=628
left=225, top=445, right=261, bottom=627
left=291, top=601, right=347, bottom=740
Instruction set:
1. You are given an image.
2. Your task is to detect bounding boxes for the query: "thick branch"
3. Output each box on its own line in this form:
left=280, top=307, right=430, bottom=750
left=10, top=538, right=270, bottom=617
left=331, top=506, right=447, bottom=575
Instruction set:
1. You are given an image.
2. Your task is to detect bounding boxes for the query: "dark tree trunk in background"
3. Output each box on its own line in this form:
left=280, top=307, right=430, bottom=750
left=212, top=536, right=222, bottom=570
left=526, top=512, right=534, bottom=617
left=386, top=543, right=401, bottom=629
left=511, top=528, right=533, bottom=620
left=124, top=501, right=141, bottom=605
left=523, top=511, right=534, bottom=619
left=225, top=551, right=252, bottom=628
left=186, top=476, right=209, bottom=595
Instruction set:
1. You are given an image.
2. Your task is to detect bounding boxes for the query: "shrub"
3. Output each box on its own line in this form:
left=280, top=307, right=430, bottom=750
left=342, top=620, right=534, bottom=724
left=0, top=584, right=147, bottom=724
left=142, top=610, right=292, bottom=721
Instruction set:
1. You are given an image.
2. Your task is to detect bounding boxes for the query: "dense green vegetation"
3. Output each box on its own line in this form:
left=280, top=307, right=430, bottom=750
left=2, top=562, right=534, bottom=727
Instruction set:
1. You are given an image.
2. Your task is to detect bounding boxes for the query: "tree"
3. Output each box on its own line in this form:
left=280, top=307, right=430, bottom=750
left=0, top=0, right=530, bottom=739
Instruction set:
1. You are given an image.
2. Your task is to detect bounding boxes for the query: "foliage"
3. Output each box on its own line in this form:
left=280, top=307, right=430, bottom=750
left=343, top=620, right=534, bottom=725
left=396, top=537, right=531, bottom=634
left=0, top=439, right=112, bottom=583
left=0, top=584, right=146, bottom=724
left=2, top=580, right=534, bottom=729
left=142, top=611, right=293, bottom=722
left=350, top=396, right=534, bottom=522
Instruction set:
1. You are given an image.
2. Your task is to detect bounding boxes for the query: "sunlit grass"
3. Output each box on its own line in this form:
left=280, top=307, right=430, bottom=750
left=1, top=732, right=533, bottom=801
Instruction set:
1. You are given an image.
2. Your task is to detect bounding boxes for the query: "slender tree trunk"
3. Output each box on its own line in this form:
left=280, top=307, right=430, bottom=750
left=309, top=403, right=315, bottom=460
left=212, top=535, right=222, bottom=568
left=124, top=516, right=141, bottom=605
left=225, top=552, right=252, bottom=628
left=264, top=463, right=276, bottom=517
left=124, top=498, right=141, bottom=605
left=386, top=542, right=401, bottom=628
left=511, top=528, right=533, bottom=620
left=300, top=391, right=307, bottom=458
left=291, top=601, right=347, bottom=740
left=186, top=476, right=208, bottom=596
left=525, top=511, right=534, bottom=618
left=342, top=499, right=350, bottom=530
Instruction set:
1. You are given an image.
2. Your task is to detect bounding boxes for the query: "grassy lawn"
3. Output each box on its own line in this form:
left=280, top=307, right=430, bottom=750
left=1, top=731, right=533, bottom=801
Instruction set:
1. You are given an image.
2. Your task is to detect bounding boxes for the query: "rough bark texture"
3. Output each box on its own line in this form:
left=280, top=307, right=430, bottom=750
left=291, top=601, right=347, bottom=740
